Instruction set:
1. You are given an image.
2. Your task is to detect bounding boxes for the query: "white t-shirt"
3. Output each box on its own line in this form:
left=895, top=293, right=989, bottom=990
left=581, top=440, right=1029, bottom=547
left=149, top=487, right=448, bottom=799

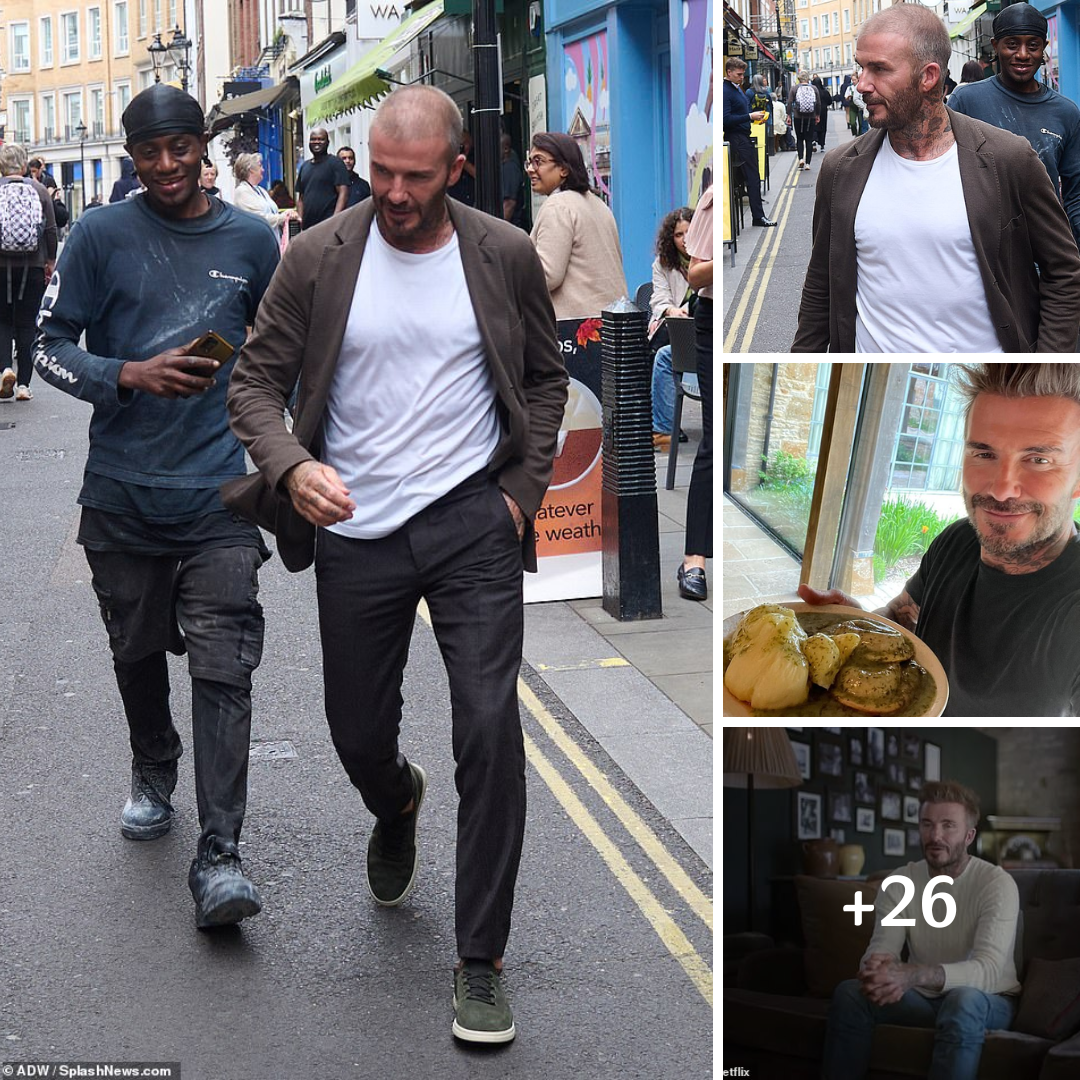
left=854, top=136, right=1003, bottom=353
left=322, top=220, right=501, bottom=539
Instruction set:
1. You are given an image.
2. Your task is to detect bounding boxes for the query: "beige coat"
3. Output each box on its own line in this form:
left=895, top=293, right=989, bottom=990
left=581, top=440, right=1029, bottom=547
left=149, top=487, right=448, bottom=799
left=530, top=189, right=628, bottom=319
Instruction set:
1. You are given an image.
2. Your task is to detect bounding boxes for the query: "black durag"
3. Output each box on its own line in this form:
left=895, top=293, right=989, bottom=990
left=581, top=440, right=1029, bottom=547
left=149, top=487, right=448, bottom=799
left=122, top=83, right=206, bottom=145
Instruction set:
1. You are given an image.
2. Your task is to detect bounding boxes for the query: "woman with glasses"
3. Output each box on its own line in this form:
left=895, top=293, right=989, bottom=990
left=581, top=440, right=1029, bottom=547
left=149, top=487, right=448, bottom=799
left=526, top=132, right=627, bottom=319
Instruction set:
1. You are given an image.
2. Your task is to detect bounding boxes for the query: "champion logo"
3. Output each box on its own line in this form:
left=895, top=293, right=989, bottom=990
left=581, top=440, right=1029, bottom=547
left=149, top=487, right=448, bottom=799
left=209, top=268, right=249, bottom=284
left=1040, top=127, right=1064, bottom=141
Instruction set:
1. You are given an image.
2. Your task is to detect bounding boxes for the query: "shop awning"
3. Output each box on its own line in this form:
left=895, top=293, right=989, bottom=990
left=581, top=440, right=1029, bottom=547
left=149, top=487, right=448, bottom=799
left=949, top=3, right=987, bottom=39
left=207, top=78, right=298, bottom=134
left=307, top=1, right=445, bottom=123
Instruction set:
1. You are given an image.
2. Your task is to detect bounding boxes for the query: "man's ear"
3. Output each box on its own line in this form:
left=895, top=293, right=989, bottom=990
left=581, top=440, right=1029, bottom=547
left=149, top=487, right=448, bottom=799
left=922, top=63, right=943, bottom=95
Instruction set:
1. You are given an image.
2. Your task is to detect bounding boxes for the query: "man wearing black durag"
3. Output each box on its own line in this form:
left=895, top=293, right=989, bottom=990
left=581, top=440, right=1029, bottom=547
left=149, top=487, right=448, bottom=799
left=34, top=84, right=280, bottom=929
left=949, top=2, right=1080, bottom=251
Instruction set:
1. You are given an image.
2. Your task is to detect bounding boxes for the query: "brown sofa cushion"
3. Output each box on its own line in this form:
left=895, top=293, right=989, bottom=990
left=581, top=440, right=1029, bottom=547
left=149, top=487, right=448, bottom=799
left=1014, top=957, right=1080, bottom=1040
left=795, top=874, right=879, bottom=998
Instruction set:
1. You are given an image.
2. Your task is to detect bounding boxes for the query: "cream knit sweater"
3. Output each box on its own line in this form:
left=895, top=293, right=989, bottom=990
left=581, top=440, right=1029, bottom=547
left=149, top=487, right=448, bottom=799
left=861, top=857, right=1021, bottom=997
left=530, top=189, right=628, bottom=320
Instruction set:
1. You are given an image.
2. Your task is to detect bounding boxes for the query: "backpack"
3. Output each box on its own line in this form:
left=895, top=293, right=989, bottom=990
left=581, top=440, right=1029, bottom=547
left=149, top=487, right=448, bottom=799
left=794, top=84, right=817, bottom=116
left=0, top=178, right=44, bottom=254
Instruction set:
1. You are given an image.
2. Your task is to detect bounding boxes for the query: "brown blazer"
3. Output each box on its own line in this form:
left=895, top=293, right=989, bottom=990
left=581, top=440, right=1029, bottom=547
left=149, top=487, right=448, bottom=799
left=223, top=198, right=569, bottom=572
left=792, top=109, right=1080, bottom=353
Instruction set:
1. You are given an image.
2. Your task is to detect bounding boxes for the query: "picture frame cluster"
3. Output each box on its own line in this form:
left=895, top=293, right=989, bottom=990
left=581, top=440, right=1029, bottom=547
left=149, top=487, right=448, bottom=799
left=788, top=728, right=941, bottom=859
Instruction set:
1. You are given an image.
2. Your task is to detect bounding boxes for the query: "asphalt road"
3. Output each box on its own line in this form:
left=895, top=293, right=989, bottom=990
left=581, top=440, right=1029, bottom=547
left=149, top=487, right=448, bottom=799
left=723, top=108, right=857, bottom=353
left=0, top=380, right=712, bottom=1079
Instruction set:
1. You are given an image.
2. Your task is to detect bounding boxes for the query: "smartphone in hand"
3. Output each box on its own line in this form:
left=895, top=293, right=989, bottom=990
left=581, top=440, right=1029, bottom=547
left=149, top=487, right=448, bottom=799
left=183, top=330, right=235, bottom=375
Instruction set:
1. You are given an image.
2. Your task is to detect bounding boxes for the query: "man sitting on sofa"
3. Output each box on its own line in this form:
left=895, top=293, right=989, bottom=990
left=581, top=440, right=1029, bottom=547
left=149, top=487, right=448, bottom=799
left=823, top=780, right=1021, bottom=1080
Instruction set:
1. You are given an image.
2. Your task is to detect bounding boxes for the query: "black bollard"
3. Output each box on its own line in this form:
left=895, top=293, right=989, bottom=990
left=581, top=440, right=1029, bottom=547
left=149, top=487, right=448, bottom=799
left=600, top=297, right=663, bottom=620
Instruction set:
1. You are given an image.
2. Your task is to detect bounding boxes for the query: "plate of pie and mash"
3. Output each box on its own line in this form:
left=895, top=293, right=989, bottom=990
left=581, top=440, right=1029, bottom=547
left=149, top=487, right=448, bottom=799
left=722, top=603, right=949, bottom=717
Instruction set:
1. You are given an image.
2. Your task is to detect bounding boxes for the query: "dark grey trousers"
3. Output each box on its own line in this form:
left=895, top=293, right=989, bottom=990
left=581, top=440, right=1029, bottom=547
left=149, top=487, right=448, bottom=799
left=86, top=545, right=265, bottom=858
left=314, top=470, right=526, bottom=961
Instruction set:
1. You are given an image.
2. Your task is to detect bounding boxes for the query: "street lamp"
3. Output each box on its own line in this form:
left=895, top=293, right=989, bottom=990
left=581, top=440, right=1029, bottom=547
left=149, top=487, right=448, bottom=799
left=148, top=26, right=192, bottom=93
left=76, top=119, right=87, bottom=215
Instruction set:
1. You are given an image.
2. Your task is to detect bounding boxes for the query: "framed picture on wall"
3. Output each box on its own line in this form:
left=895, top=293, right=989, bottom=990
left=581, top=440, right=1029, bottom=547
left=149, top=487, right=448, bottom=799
left=829, top=789, right=853, bottom=824
left=925, top=742, right=941, bottom=782
left=881, top=789, right=903, bottom=821
left=888, top=762, right=906, bottom=786
left=856, top=807, right=875, bottom=833
left=818, top=740, right=843, bottom=778
left=884, top=828, right=906, bottom=856
left=868, top=728, right=885, bottom=768
left=855, top=771, right=875, bottom=805
left=791, top=741, right=812, bottom=780
left=849, top=735, right=864, bottom=766
left=908, top=772, right=924, bottom=793
left=902, top=732, right=922, bottom=763
left=907, top=828, right=921, bottom=849
left=830, top=828, right=846, bottom=843
left=886, top=732, right=900, bottom=759
left=796, top=791, right=823, bottom=840
left=904, top=795, right=920, bottom=823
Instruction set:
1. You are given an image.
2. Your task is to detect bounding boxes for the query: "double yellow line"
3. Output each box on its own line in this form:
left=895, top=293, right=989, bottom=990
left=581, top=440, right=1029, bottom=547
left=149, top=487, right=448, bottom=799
left=724, top=156, right=804, bottom=353
left=415, top=601, right=713, bottom=1005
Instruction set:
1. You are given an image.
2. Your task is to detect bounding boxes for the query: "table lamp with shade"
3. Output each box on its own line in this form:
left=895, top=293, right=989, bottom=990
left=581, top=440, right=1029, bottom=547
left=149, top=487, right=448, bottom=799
left=724, top=727, right=803, bottom=931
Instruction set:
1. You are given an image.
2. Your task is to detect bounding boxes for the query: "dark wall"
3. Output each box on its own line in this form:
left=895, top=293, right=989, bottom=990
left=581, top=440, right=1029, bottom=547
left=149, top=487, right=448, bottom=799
left=723, top=726, right=998, bottom=936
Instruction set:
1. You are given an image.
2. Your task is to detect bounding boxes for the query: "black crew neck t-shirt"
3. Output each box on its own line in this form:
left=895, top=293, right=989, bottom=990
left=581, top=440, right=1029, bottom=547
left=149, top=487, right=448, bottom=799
left=905, top=519, right=1080, bottom=717
left=296, top=154, right=350, bottom=229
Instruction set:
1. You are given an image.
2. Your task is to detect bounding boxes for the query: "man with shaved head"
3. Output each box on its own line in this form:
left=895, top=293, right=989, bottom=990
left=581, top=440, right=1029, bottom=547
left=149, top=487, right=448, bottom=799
left=296, top=124, right=349, bottom=229
left=225, top=85, right=568, bottom=1043
left=792, top=1, right=1080, bottom=352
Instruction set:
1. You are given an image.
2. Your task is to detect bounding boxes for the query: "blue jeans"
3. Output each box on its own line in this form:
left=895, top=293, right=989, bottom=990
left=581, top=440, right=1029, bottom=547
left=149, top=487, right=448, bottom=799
left=822, top=978, right=1016, bottom=1080
left=651, top=344, right=700, bottom=435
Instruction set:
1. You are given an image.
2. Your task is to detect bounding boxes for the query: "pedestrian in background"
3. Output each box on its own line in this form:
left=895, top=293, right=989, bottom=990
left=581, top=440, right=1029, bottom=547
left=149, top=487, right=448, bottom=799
left=812, top=75, right=831, bottom=149
left=199, top=159, right=220, bottom=197
left=527, top=131, right=628, bottom=317
left=746, top=74, right=774, bottom=153
left=792, top=3, right=1080, bottom=352
left=723, top=57, right=776, bottom=226
left=34, top=84, right=281, bottom=928
left=232, top=152, right=297, bottom=233
left=678, top=186, right=712, bottom=602
left=789, top=70, right=820, bottom=171
left=225, top=85, right=568, bottom=1044
left=109, top=156, right=141, bottom=202
left=953, top=59, right=986, bottom=98
left=648, top=206, right=695, bottom=451
left=772, top=95, right=791, bottom=154
left=0, top=144, right=57, bottom=403
left=500, top=132, right=526, bottom=227
left=337, top=146, right=372, bottom=207
left=296, top=126, right=349, bottom=230
left=949, top=3, right=1080, bottom=254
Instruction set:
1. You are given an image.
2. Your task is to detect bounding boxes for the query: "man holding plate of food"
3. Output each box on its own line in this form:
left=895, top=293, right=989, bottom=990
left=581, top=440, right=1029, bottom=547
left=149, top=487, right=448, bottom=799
left=801, top=363, right=1080, bottom=718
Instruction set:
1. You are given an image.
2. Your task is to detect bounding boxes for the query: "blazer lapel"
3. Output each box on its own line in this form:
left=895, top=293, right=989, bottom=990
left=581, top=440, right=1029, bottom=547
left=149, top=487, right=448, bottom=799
left=293, top=202, right=375, bottom=449
left=449, top=200, right=512, bottom=375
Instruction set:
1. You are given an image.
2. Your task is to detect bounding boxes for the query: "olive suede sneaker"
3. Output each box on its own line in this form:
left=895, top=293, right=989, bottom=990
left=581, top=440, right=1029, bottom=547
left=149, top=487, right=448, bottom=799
left=188, top=850, right=262, bottom=929
left=120, top=759, right=177, bottom=840
left=453, top=960, right=516, bottom=1044
left=366, top=761, right=427, bottom=906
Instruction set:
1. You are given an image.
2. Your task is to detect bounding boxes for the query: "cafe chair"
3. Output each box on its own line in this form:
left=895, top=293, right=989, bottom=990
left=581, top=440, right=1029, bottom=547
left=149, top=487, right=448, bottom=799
left=664, top=315, right=700, bottom=491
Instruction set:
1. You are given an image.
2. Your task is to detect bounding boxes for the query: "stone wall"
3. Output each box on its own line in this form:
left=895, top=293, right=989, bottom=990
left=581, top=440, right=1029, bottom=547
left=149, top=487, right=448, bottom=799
left=987, top=728, right=1080, bottom=868
left=729, top=363, right=819, bottom=491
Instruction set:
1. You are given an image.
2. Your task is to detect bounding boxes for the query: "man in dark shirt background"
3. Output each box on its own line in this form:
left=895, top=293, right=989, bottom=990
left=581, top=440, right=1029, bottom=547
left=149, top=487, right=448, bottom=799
left=447, top=129, right=476, bottom=207
left=296, top=126, right=349, bottom=230
left=800, top=363, right=1080, bottom=717
left=337, top=146, right=372, bottom=207
left=949, top=3, right=1080, bottom=252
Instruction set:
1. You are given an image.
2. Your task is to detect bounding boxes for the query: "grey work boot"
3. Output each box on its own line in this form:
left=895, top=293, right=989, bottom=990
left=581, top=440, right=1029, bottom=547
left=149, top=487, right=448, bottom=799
left=188, top=848, right=262, bottom=930
left=120, top=758, right=178, bottom=840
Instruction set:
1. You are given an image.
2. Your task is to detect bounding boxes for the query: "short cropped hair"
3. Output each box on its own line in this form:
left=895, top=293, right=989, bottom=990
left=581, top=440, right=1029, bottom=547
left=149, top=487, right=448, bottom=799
left=859, top=3, right=952, bottom=93
left=953, top=363, right=1080, bottom=422
left=918, top=781, right=980, bottom=830
left=371, top=86, right=463, bottom=163
left=0, top=143, right=28, bottom=177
